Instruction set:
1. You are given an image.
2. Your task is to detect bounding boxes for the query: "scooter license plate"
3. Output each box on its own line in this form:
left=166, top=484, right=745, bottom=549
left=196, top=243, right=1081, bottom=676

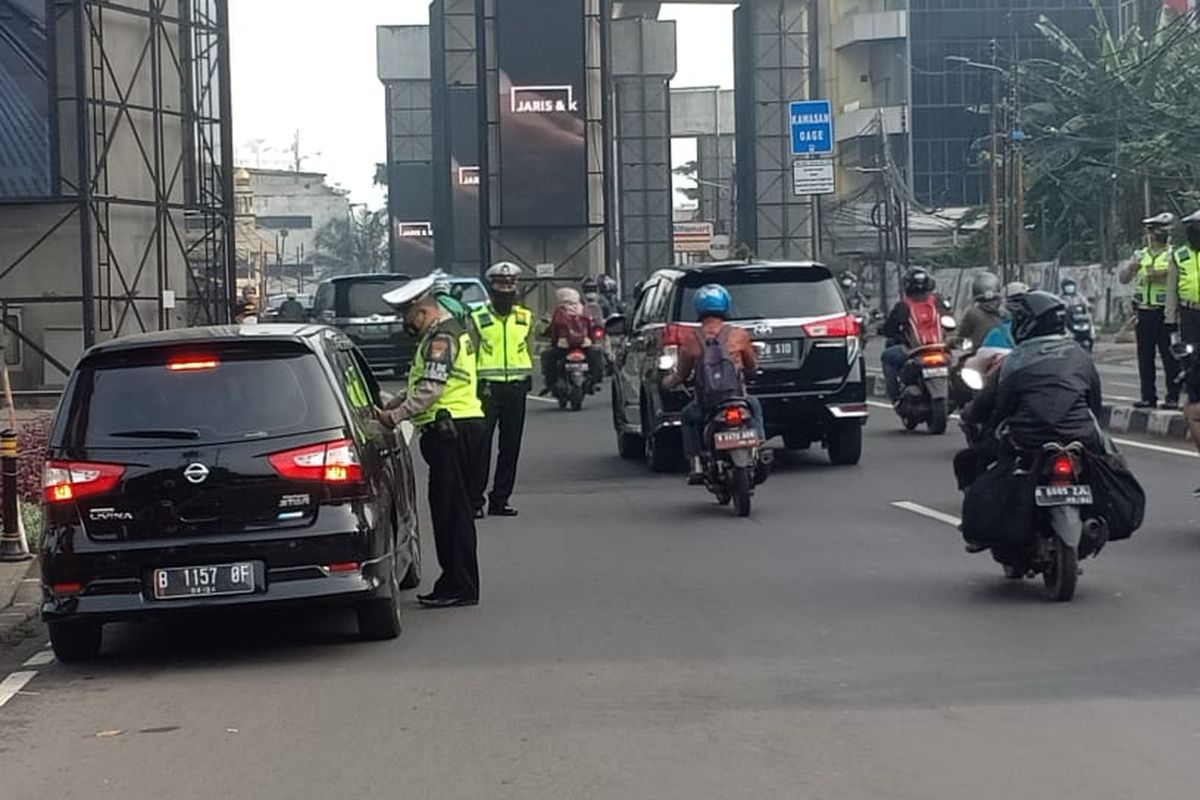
left=713, top=429, right=760, bottom=451
left=1034, top=485, right=1093, bottom=507
left=922, top=366, right=949, bottom=378
left=565, top=362, right=587, bottom=371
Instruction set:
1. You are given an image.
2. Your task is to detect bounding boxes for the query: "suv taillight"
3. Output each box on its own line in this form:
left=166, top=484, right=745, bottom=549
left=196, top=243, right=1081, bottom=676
left=43, top=461, right=125, bottom=503
left=801, top=314, right=859, bottom=339
left=269, top=439, right=364, bottom=483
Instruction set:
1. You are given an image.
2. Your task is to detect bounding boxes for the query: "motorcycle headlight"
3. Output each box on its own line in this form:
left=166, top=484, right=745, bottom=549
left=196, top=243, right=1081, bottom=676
left=961, top=367, right=984, bottom=391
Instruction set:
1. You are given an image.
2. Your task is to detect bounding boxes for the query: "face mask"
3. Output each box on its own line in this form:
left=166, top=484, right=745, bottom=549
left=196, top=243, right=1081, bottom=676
left=492, top=293, right=515, bottom=314
left=1188, top=227, right=1200, bottom=251
left=403, top=308, right=422, bottom=338
left=1150, top=231, right=1169, bottom=247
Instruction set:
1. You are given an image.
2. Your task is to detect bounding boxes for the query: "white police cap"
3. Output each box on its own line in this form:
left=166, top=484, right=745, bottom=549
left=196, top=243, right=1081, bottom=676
left=1143, top=212, right=1177, bottom=227
left=382, top=274, right=437, bottom=308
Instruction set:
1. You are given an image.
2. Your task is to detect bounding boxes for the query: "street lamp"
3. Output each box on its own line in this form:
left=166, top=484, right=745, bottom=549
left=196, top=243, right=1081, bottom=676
left=946, top=45, right=1025, bottom=282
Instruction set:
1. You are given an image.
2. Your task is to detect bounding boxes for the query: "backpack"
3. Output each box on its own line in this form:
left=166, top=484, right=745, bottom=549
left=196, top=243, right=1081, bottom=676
left=903, top=295, right=944, bottom=346
left=694, top=327, right=744, bottom=409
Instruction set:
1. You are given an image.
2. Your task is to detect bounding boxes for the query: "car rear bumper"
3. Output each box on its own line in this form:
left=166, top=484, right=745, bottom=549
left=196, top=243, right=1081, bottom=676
left=41, top=529, right=399, bottom=623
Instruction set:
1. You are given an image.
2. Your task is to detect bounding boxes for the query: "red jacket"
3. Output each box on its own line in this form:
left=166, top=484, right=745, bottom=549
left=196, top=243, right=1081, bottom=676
left=550, top=306, right=593, bottom=347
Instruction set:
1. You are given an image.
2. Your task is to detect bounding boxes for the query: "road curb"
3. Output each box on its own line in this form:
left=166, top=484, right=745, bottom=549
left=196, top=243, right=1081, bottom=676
left=0, top=559, right=39, bottom=648
left=865, top=370, right=1190, bottom=441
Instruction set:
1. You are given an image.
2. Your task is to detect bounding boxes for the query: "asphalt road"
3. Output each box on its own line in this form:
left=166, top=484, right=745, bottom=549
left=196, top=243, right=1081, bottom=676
left=4, top=389, right=1200, bottom=798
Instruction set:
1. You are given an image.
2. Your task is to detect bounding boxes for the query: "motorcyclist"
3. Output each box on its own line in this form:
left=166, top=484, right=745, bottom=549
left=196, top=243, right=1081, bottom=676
left=840, top=271, right=870, bottom=312
left=540, top=287, right=604, bottom=394
left=957, top=291, right=1103, bottom=501
left=276, top=291, right=307, bottom=323
left=598, top=274, right=623, bottom=316
left=879, top=268, right=952, bottom=402
left=581, top=276, right=612, bottom=321
left=955, top=272, right=1004, bottom=349
left=661, top=284, right=764, bottom=485
left=1172, top=210, right=1200, bottom=475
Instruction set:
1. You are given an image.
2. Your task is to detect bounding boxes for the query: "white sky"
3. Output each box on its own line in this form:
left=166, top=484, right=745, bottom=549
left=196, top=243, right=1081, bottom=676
left=230, top=2, right=734, bottom=208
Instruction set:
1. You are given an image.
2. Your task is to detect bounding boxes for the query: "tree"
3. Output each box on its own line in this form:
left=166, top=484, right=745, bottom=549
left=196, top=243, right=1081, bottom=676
left=672, top=160, right=701, bottom=203
left=312, top=207, right=388, bottom=276
left=1020, top=2, right=1200, bottom=263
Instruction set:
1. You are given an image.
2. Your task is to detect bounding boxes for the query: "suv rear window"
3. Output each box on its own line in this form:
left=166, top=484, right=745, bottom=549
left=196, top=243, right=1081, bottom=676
left=341, top=278, right=408, bottom=317
left=66, top=345, right=345, bottom=448
left=676, top=268, right=844, bottom=322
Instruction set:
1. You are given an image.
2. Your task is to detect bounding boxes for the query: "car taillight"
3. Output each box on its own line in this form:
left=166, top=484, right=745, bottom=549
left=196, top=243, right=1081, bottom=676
left=663, top=322, right=696, bottom=347
left=802, top=314, right=859, bottom=339
left=43, top=461, right=125, bottom=503
left=919, top=350, right=949, bottom=367
left=167, top=357, right=219, bottom=371
left=1052, top=455, right=1074, bottom=478
left=723, top=406, right=744, bottom=426
left=269, top=439, right=364, bottom=483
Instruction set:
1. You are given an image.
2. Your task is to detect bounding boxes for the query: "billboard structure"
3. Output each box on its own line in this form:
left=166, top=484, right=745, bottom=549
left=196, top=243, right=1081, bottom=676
left=0, top=0, right=55, bottom=200
left=495, top=0, right=587, bottom=228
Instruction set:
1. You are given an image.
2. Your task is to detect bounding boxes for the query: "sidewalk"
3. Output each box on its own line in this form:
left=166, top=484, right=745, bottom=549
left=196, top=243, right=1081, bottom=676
left=0, top=558, right=39, bottom=648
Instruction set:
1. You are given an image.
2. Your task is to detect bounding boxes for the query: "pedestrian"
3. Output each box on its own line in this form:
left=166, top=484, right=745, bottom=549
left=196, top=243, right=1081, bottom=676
left=1168, top=210, right=1200, bottom=482
left=377, top=274, right=485, bottom=608
left=1120, top=212, right=1180, bottom=409
left=472, top=261, right=533, bottom=518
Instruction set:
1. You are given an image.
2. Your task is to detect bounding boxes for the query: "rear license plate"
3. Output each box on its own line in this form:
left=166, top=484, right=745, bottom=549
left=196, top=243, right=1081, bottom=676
left=565, top=361, right=587, bottom=370
left=922, top=366, right=949, bottom=378
left=713, top=429, right=760, bottom=450
left=756, top=340, right=798, bottom=364
left=1034, top=485, right=1094, bottom=507
left=152, top=562, right=257, bottom=601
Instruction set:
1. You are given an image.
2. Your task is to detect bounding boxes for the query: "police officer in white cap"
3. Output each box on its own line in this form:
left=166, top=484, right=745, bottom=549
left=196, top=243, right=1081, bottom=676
left=377, top=275, right=484, bottom=608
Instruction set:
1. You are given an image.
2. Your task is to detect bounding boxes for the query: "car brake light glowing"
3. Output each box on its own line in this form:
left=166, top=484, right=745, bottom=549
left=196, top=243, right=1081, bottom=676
left=723, top=406, right=744, bottom=426
left=43, top=461, right=125, bottom=503
left=802, top=314, right=859, bottom=339
left=268, top=439, right=364, bottom=483
left=919, top=351, right=949, bottom=367
left=167, top=357, right=219, bottom=371
left=1052, top=455, right=1074, bottom=478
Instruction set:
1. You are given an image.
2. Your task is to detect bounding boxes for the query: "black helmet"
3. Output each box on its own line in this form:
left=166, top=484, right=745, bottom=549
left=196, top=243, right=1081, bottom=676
left=903, top=269, right=935, bottom=298
left=1060, top=278, right=1078, bottom=296
left=1007, top=290, right=1067, bottom=343
left=971, top=272, right=1001, bottom=302
left=581, top=276, right=599, bottom=294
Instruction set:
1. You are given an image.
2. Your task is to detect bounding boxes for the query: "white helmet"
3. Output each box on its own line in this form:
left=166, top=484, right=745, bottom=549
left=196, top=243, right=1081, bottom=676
left=485, top=261, right=522, bottom=293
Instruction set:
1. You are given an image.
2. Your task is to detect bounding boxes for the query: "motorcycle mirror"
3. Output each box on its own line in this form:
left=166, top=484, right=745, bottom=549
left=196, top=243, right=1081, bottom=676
left=961, top=367, right=985, bottom=391
left=941, top=315, right=958, bottom=330
left=605, top=314, right=629, bottom=337
left=960, top=338, right=974, bottom=353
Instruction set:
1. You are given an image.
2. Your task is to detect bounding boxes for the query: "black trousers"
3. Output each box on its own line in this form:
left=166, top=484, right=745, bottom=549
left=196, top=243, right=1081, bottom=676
left=419, top=418, right=484, bottom=602
left=1136, top=307, right=1179, bottom=404
left=477, top=379, right=529, bottom=510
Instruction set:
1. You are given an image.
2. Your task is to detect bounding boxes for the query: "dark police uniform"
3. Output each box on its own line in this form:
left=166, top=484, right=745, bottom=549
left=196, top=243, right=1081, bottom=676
left=472, top=303, right=534, bottom=514
left=400, top=317, right=485, bottom=603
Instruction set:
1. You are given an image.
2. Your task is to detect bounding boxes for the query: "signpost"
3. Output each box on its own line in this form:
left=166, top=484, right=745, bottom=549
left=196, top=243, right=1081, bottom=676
left=673, top=222, right=714, bottom=254
left=792, top=161, right=835, bottom=197
left=789, top=100, right=833, bottom=156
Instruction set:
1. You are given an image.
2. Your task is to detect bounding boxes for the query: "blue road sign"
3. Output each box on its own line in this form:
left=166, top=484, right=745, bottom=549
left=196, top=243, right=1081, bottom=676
left=790, top=100, right=833, bottom=156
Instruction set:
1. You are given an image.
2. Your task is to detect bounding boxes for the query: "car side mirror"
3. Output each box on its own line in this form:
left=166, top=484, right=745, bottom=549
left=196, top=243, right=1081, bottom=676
left=605, top=314, right=629, bottom=337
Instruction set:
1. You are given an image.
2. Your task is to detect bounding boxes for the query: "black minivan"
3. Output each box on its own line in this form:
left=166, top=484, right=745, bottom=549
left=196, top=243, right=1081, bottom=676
left=40, top=324, right=421, bottom=661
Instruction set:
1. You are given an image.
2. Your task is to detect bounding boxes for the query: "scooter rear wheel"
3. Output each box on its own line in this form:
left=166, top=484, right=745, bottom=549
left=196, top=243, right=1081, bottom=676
left=732, top=466, right=752, bottom=518
left=1042, top=540, right=1078, bottom=602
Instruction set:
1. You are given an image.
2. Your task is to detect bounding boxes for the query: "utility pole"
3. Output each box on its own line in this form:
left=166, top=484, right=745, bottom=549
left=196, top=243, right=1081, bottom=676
left=988, top=39, right=1001, bottom=280
left=1014, top=49, right=1027, bottom=282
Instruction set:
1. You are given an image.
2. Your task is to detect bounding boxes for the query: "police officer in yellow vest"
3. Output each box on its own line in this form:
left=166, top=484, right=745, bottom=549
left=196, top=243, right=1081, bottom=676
left=1120, top=212, right=1180, bottom=408
left=471, top=262, right=533, bottom=518
left=1170, top=210, right=1200, bottom=471
left=377, top=274, right=484, bottom=608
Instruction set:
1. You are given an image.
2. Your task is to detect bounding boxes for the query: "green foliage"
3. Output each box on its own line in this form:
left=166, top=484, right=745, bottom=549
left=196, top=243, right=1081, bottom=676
left=312, top=207, right=389, bottom=276
left=1020, top=2, right=1200, bottom=262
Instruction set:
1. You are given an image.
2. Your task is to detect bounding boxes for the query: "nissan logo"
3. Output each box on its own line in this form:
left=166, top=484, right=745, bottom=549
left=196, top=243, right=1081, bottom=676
left=183, top=463, right=210, bottom=484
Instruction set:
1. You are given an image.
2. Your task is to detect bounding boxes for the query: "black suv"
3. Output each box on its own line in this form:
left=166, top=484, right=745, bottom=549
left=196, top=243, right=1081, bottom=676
left=40, top=324, right=421, bottom=661
left=311, top=274, right=412, bottom=375
left=608, top=261, right=867, bottom=471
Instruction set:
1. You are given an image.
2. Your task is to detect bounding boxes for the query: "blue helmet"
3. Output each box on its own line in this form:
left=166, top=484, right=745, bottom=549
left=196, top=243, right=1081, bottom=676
left=694, top=284, right=731, bottom=318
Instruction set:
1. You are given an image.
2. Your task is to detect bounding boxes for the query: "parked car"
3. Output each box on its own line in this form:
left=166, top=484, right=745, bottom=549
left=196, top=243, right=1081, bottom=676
left=39, top=324, right=421, bottom=661
left=311, top=273, right=487, bottom=376
left=607, top=261, right=868, bottom=471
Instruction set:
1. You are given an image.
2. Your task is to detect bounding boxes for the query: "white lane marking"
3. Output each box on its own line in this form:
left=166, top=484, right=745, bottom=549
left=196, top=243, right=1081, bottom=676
left=0, top=671, right=36, bottom=709
left=526, top=394, right=559, bottom=405
left=22, top=651, right=54, bottom=668
left=892, top=501, right=962, bottom=528
left=1112, top=438, right=1198, bottom=458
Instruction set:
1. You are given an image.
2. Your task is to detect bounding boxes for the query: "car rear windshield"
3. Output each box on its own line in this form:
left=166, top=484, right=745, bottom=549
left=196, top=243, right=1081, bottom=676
left=342, top=279, right=407, bottom=317
left=676, top=268, right=844, bottom=322
left=451, top=282, right=487, bottom=306
left=66, top=345, right=345, bottom=448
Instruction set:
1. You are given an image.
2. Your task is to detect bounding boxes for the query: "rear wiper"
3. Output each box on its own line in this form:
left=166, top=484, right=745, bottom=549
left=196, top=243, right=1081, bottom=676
left=109, top=428, right=201, bottom=440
